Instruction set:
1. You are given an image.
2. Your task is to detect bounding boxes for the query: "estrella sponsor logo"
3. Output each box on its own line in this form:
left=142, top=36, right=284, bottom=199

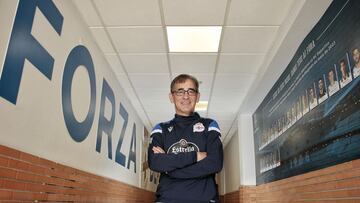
left=167, top=139, right=199, bottom=154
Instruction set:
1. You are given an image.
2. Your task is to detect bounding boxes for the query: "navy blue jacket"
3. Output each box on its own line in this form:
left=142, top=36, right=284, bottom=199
left=148, top=112, right=223, bottom=203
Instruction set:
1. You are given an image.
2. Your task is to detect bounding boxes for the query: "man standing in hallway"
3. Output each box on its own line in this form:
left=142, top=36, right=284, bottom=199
left=148, top=74, right=223, bottom=203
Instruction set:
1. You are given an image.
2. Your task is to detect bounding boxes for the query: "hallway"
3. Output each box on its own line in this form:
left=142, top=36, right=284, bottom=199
left=1, top=0, right=360, bottom=202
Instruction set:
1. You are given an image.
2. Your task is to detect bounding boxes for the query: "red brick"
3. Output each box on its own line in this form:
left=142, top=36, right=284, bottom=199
left=0, top=167, right=17, bottom=179
left=0, top=156, right=9, bottom=167
left=2, top=179, right=26, bottom=191
left=352, top=159, right=360, bottom=169
left=0, top=146, right=157, bottom=203
left=0, top=190, right=12, bottom=200
left=8, top=159, right=30, bottom=171
left=38, top=157, right=57, bottom=169
left=0, top=146, right=20, bottom=159
left=336, top=177, right=360, bottom=188
left=19, top=152, right=40, bottom=165
left=27, top=164, right=46, bottom=175
left=11, top=191, right=47, bottom=201
left=16, top=171, right=40, bottom=183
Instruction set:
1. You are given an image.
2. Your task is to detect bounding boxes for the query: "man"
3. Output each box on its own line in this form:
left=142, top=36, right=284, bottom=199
left=339, top=59, right=352, bottom=88
left=286, top=110, right=292, bottom=128
left=301, top=93, right=309, bottom=114
left=308, top=86, right=317, bottom=110
left=148, top=74, right=223, bottom=203
left=318, top=77, right=327, bottom=103
left=327, top=69, right=339, bottom=96
left=352, top=48, right=360, bottom=78
left=296, top=98, right=302, bottom=119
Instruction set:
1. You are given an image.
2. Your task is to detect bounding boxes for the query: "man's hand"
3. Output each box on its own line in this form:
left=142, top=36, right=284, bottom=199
left=197, top=152, right=207, bottom=162
left=152, top=146, right=165, bottom=154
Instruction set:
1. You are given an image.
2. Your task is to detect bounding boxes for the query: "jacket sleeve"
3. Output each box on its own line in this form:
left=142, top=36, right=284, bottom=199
left=147, top=124, right=197, bottom=173
left=167, top=121, right=223, bottom=179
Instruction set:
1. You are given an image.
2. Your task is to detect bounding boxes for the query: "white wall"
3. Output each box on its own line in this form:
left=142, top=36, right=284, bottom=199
left=238, top=114, right=256, bottom=185
left=0, top=0, right=144, bottom=188
left=223, top=130, right=240, bottom=193
left=220, top=114, right=256, bottom=195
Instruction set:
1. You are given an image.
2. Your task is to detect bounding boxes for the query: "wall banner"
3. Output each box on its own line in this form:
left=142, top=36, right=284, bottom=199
left=253, top=0, right=360, bottom=184
left=0, top=0, right=143, bottom=187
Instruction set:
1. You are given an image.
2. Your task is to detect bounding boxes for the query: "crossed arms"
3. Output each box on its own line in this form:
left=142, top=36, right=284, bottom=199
left=147, top=130, right=223, bottom=179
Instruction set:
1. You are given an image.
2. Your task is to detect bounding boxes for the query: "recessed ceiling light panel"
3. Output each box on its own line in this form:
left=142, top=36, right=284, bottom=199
left=167, top=26, right=222, bottom=52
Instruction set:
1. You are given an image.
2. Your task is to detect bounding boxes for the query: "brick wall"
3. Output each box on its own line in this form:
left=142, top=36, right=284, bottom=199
left=222, top=190, right=239, bottom=203
left=0, top=145, right=155, bottom=202
left=239, top=186, right=256, bottom=203
left=222, top=159, right=360, bottom=203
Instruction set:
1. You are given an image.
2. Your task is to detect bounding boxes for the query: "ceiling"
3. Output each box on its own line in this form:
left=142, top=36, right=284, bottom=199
left=72, top=0, right=332, bottom=144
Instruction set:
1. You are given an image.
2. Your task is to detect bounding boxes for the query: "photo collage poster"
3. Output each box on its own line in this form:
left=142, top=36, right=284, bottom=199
left=252, top=0, right=360, bottom=184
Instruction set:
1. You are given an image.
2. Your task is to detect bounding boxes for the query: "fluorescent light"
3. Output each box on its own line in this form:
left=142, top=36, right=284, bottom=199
left=167, top=26, right=222, bottom=52
left=195, top=101, right=208, bottom=111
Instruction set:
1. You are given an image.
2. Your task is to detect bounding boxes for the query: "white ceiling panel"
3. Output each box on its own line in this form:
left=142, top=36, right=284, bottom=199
left=162, top=0, right=228, bottom=25
left=211, top=88, right=246, bottom=103
left=198, top=90, right=210, bottom=102
left=207, top=112, right=236, bottom=123
left=104, top=54, right=125, bottom=76
left=90, top=28, right=115, bottom=53
left=72, top=0, right=102, bottom=26
left=148, top=112, right=176, bottom=126
left=136, top=88, right=170, bottom=102
left=221, top=26, right=278, bottom=53
left=121, top=54, right=169, bottom=74
left=93, top=0, right=162, bottom=26
left=217, top=54, right=265, bottom=74
left=208, top=100, right=240, bottom=113
left=194, top=74, right=213, bottom=92
left=108, top=27, right=166, bottom=53
left=129, top=74, right=171, bottom=89
left=213, top=74, right=256, bottom=92
left=143, top=101, right=174, bottom=113
left=227, top=0, right=294, bottom=26
left=170, top=53, right=217, bottom=73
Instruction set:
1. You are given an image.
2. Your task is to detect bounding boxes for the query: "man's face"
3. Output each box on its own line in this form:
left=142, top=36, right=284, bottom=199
left=340, top=62, right=347, bottom=76
left=169, top=79, right=200, bottom=116
left=310, top=88, right=314, bottom=98
left=353, top=48, right=360, bottom=64
left=318, top=79, right=324, bottom=91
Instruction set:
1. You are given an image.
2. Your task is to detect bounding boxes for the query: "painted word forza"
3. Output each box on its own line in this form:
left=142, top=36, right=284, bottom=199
left=0, top=0, right=136, bottom=172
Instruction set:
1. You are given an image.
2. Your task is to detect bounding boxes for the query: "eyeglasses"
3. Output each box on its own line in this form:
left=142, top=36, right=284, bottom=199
left=171, top=88, right=198, bottom=96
